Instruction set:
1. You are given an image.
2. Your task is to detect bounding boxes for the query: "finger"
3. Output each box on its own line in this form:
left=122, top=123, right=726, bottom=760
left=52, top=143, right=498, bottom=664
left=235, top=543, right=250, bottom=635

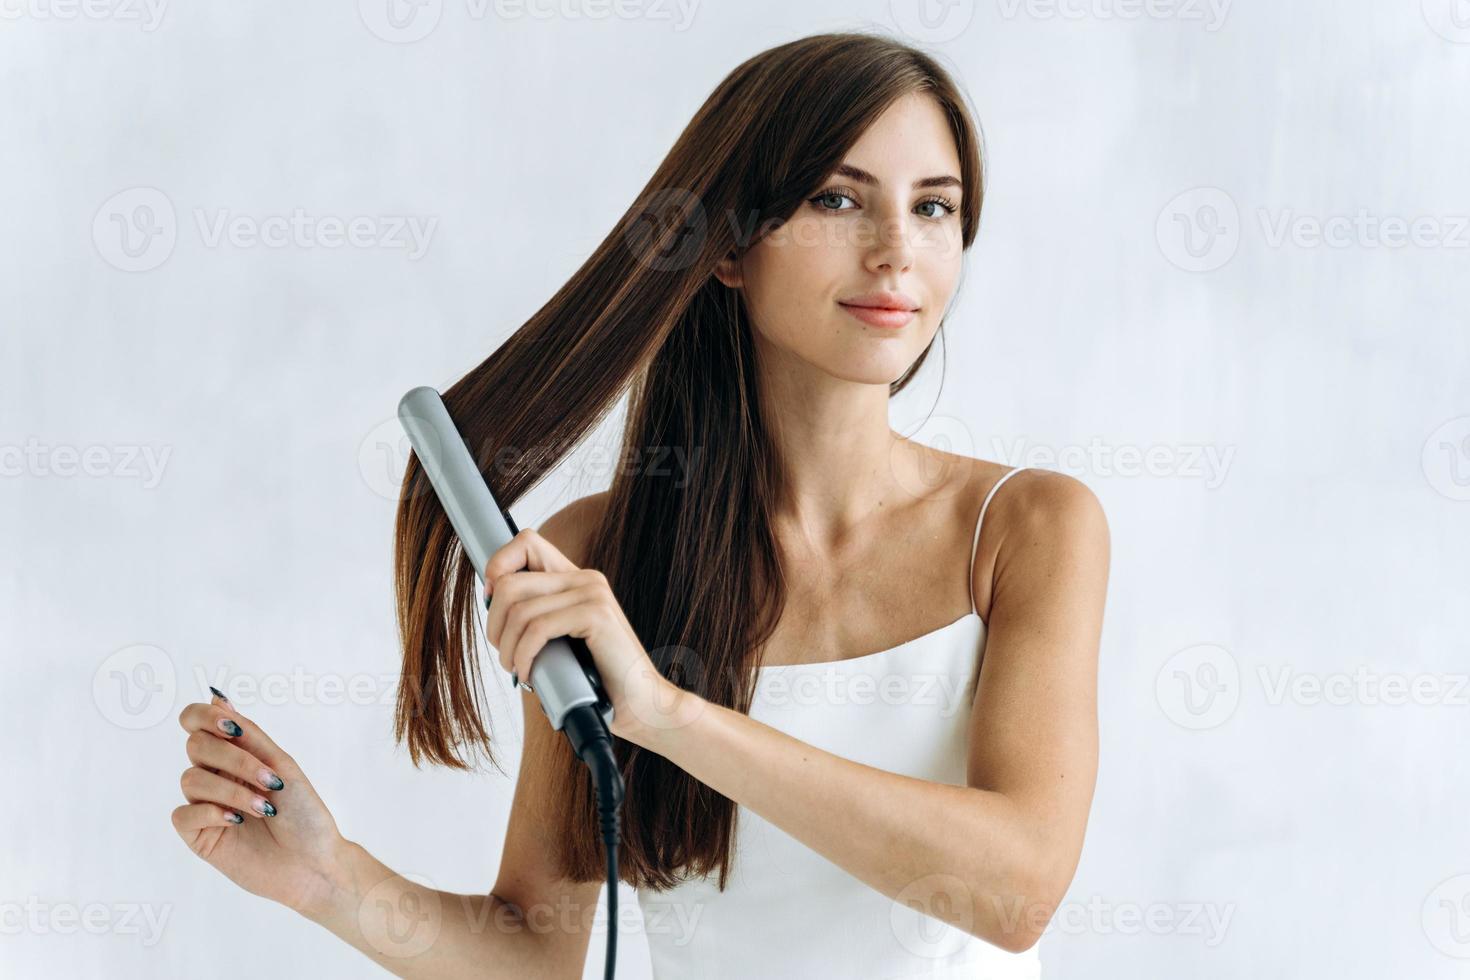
left=177, top=701, right=249, bottom=740
left=201, top=686, right=232, bottom=775
left=177, top=702, right=297, bottom=779
left=497, top=586, right=596, bottom=674
left=180, top=766, right=279, bottom=818
left=485, top=569, right=587, bottom=655
left=507, top=596, right=605, bottom=687
left=186, top=729, right=287, bottom=793
left=483, top=528, right=578, bottom=601
left=171, top=802, right=247, bottom=833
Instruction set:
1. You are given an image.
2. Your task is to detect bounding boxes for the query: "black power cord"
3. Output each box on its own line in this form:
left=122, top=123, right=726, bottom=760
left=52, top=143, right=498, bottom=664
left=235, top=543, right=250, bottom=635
left=560, top=704, right=625, bottom=980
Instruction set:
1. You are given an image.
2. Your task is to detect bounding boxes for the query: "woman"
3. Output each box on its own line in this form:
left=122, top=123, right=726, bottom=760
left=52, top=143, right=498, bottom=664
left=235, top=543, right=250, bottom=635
left=171, top=30, right=1109, bottom=979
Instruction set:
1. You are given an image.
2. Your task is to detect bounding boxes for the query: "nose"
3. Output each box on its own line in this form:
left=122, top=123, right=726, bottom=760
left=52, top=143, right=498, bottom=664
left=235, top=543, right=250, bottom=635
left=862, top=208, right=916, bottom=275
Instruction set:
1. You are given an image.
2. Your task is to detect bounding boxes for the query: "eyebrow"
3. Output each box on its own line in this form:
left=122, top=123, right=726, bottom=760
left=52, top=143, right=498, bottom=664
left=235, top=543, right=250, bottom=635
left=832, top=163, right=962, bottom=192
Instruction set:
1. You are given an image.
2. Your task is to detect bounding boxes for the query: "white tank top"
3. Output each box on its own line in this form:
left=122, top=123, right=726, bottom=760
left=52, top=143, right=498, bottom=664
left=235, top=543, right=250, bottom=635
left=636, top=466, right=1042, bottom=979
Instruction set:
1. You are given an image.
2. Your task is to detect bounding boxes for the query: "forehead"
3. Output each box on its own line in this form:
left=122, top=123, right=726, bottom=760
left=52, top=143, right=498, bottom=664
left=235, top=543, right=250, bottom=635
left=838, top=92, right=961, bottom=181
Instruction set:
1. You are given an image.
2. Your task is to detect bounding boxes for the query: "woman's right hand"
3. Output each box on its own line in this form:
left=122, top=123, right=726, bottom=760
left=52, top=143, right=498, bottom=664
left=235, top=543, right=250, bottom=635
left=171, top=689, right=349, bottom=919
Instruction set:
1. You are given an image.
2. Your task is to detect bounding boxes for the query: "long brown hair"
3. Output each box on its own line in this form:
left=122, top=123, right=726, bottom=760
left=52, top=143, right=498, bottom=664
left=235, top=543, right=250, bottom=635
left=392, top=29, right=986, bottom=891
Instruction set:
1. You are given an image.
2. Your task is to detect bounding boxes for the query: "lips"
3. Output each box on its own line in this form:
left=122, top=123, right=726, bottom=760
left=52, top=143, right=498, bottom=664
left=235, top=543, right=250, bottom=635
left=838, top=290, right=920, bottom=329
left=839, top=304, right=916, bottom=329
left=838, top=290, right=920, bottom=312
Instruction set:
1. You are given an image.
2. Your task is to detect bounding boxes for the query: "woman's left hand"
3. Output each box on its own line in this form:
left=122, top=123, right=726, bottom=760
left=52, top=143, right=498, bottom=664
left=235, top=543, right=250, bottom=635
left=482, top=528, right=698, bottom=744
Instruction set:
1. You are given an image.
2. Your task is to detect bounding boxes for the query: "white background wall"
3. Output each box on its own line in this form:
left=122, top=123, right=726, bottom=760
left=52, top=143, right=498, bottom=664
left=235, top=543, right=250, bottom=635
left=3, top=1, right=1467, bottom=977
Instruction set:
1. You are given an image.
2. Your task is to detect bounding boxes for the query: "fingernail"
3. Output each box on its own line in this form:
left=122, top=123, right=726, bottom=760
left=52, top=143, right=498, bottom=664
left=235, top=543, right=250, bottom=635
left=218, top=718, right=243, bottom=737
left=253, top=798, right=277, bottom=817
left=485, top=592, right=492, bottom=610
left=226, top=811, right=244, bottom=825
left=259, top=769, right=285, bottom=791
left=208, top=685, right=230, bottom=703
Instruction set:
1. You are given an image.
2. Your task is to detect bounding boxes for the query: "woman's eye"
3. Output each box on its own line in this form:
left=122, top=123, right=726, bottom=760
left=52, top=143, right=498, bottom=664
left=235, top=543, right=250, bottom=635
left=812, top=191, right=855, bottom=212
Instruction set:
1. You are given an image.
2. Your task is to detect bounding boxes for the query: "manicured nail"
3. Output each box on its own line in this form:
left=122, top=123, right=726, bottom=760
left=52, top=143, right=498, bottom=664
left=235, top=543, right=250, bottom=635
left=254, top=798, right=277, bottom=817
left=208, top=685, right=230, bottom=703
left=259, top=769, right=285, bottom=791
left=217, top=718, right=243, bottom=737
left=226, top=811, right=244, bottom=825
left=485, top=591, right=492, bottom=610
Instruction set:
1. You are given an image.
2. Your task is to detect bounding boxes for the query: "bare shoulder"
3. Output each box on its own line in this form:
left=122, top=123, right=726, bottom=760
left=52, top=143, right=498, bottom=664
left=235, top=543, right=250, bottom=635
left=534, top=490, right=613, bottom=567
left=963, top=460, right=1109, bottom=621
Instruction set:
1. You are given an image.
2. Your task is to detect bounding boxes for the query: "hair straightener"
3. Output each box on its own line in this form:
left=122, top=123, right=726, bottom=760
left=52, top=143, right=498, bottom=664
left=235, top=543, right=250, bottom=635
left=396, top=385, right=624, bottom=980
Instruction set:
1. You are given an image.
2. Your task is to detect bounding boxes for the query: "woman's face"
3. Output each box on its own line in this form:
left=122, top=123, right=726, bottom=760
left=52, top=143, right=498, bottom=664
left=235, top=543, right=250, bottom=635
left=717, top=91, right=966, bottom=387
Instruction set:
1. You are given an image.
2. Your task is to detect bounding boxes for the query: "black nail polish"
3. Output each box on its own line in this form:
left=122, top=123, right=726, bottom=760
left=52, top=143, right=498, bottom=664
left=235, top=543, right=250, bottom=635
left=209, top=685, right=230, bottom=702
left=485, top=592, right=492, bottom=610
left=260, top=800, right=277, bottom=817
left=264, top=773, right=285, bottom=791
left=226, top=811, right=244, bottom=825
left=220, top=719, right=243, bottom=737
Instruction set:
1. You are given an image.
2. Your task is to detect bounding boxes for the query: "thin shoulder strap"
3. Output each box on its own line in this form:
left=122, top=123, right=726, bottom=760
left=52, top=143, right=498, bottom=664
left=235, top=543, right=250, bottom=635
left=968, top=466, right=1029, bottom=615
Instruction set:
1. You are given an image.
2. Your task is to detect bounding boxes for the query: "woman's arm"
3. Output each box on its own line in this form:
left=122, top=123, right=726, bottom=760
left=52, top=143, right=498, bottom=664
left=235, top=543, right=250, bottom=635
left=300, top=676, right=606, bottom=980
left=633, top=471, right=1109, bottom=953
left=302, top=834, right=595, bottom=980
